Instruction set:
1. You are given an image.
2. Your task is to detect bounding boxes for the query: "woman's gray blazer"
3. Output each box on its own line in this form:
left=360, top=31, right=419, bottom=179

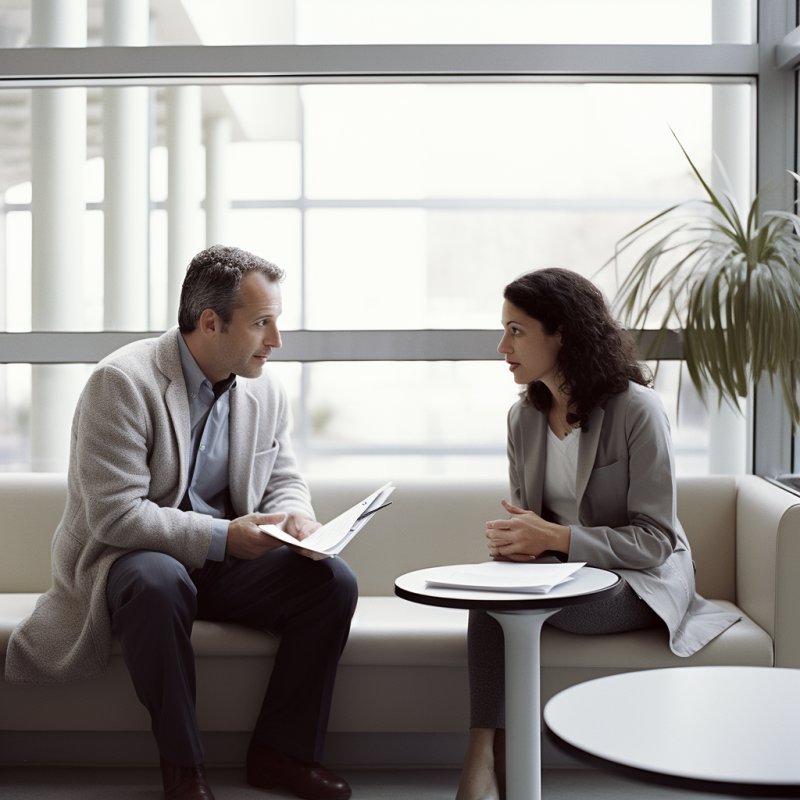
left=507, top=381, right=739, bottom=657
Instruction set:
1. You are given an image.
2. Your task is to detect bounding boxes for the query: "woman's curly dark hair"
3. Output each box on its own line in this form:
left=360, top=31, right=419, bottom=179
left=504, top=268, right=652, bottom=428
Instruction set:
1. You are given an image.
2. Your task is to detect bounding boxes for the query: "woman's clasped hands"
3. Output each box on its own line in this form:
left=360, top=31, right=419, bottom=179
left=485, top=499, right=570, bottom=561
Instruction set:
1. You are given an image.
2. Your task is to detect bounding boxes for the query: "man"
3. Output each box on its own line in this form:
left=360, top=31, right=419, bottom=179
left=5, top=245, right=357, bottom=800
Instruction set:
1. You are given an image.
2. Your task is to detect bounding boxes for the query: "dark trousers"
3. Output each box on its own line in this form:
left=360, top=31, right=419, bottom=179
left=106, top=547, right=358, bottom=767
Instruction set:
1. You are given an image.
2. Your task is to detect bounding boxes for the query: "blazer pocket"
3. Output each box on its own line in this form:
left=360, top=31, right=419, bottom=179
left=588, top=459, right=626, bottom=484
left=583, top=460, right=629, bottom=525
left=254, top=444, right=279, bottom=460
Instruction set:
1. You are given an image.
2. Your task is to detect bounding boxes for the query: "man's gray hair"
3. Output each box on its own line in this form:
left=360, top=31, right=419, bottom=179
left=178, top=245, right=284, bottom=333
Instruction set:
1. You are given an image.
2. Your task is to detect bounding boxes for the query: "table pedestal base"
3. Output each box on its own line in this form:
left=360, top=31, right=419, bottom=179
left=489, top=608, right=558, bottom=800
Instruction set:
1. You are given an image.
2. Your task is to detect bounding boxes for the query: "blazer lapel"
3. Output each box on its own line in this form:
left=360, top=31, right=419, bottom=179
left=156, top=330, right=191, bottom=502
left=576, top=403, right=605, bottom=506
left=520, top=404, right=547, bottom=513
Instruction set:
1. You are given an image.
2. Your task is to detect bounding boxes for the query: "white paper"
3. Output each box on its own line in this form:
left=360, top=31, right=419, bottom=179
left=425, top=561, right=586, bottom=594
left=259, top=482, right=395, bottom=558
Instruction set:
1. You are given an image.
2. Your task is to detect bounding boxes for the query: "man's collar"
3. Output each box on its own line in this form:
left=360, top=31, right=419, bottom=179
left=177, top=333, right=236, bottom=399
left=212, top=374, right=237, bottom=399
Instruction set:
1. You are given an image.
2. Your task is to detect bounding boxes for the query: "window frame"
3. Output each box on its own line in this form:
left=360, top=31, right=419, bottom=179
left=1, top=1, right=797, bottom=476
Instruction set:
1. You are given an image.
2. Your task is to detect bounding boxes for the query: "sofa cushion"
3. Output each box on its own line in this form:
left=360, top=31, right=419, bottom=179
left=342, top=598, right=467, bottom=666
left=0, top=474, right=65, bottom=593
left=0, top=594, right=42, bottom=652
left=2, top=594, right=769, bottom=670
left=540, top=600, right=772, bottom=668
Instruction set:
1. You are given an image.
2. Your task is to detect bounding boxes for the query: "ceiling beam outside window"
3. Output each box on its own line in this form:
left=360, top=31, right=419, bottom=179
left=0, top=43, right=758, bottom=87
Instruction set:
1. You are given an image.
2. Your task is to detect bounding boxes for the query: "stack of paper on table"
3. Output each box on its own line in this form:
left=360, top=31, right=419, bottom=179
left=259, top=482, right=395, bottom=559
left=425, top=561, right=586, bottom=594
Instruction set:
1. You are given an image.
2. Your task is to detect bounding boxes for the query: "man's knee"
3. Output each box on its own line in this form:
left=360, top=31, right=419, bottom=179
left=324, top=557, right=358, bottom=615
left=107, top=550, right=197, bottom=618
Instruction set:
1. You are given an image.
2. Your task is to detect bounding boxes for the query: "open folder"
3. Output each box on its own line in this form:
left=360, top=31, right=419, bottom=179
left=259, top=482, right=395, bottom=560
left=425, top=561, right=586, bottom=594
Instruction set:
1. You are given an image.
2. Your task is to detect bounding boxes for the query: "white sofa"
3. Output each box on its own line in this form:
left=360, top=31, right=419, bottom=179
left=1, top=472, right=799, bottom=767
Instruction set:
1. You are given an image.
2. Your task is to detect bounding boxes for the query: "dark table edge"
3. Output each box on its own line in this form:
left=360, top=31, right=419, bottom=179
left=394, top=569, right=623, bottom=611
left=544, top=725, right=800, bottom=798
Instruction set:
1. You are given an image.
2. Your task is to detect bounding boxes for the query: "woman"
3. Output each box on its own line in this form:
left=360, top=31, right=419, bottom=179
left=456, top=268, right=739, bottom=800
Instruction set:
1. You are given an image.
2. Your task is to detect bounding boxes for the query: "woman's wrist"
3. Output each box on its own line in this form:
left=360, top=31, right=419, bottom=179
left=550, top=523, right=571, bottom=555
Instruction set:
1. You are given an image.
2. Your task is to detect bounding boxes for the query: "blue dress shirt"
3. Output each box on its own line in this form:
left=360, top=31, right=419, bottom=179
left=177, top=334, right=234, bottom=561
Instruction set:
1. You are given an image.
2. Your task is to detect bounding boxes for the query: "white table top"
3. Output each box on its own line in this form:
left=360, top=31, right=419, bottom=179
left=395, top=564, right=621, bottom=611
left=544, top=666, right=800, bottom=796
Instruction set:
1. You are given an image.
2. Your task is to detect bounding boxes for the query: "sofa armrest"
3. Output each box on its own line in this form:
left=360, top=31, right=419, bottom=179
left=736, top=476, right=800, bottom=667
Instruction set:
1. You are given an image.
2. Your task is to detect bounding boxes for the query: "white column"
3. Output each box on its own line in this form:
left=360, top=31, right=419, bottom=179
left=166, top=86, right=203, bottom=326
left=205, top=115, right=231, bottom=247
left=707, top=0, right=751, bottom=475
left=30, top=0, right=87, bottom=472
left=103, top=0, right=150, bottom=329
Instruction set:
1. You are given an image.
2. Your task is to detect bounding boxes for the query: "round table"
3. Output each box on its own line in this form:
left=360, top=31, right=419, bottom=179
left=395, top=564, right=621, bottom=800
left=544, top=666, right=800, bottom=797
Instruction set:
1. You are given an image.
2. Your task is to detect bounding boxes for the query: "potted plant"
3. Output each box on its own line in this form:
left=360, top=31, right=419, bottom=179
left=604, top=134, right=800, bottom=431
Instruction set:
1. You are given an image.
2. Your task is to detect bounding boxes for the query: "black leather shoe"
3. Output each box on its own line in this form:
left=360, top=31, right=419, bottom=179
left=246, top=742, right=351, bottom=800
left=160, top=757, right=216, bottom=800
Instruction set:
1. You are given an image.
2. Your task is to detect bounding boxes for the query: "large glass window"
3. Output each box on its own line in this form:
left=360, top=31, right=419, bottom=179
left=0, top=0, right=774, bottom=476
left=0, top=74, right=753, bottom=474
left=1, top=81, right=752, bottom=332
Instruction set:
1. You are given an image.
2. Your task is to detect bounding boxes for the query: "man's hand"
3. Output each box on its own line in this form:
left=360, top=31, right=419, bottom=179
left=485, top=500, right=570, bottom=561
left=226, top=512, right=288, bottom=560
left=284, top=513, right=321, bottom=541
left=226, top=512, right=322, bottom=560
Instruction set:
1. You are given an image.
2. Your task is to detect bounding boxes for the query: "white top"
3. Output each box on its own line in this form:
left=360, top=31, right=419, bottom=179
left=544, top=666, right=800, bottom=791
left=543, top=427, right=579, bottom=524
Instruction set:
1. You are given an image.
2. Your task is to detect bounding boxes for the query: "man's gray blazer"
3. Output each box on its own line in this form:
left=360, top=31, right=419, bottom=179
left=507, top=381, right=739, bottom=657
left=5, top=328, right=314, bottom=683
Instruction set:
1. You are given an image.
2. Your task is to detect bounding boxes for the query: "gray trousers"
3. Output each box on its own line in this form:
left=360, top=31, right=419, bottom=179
left=468, top=581, right=660, bottom=729
left=106, top=547, right=358, bottom=766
